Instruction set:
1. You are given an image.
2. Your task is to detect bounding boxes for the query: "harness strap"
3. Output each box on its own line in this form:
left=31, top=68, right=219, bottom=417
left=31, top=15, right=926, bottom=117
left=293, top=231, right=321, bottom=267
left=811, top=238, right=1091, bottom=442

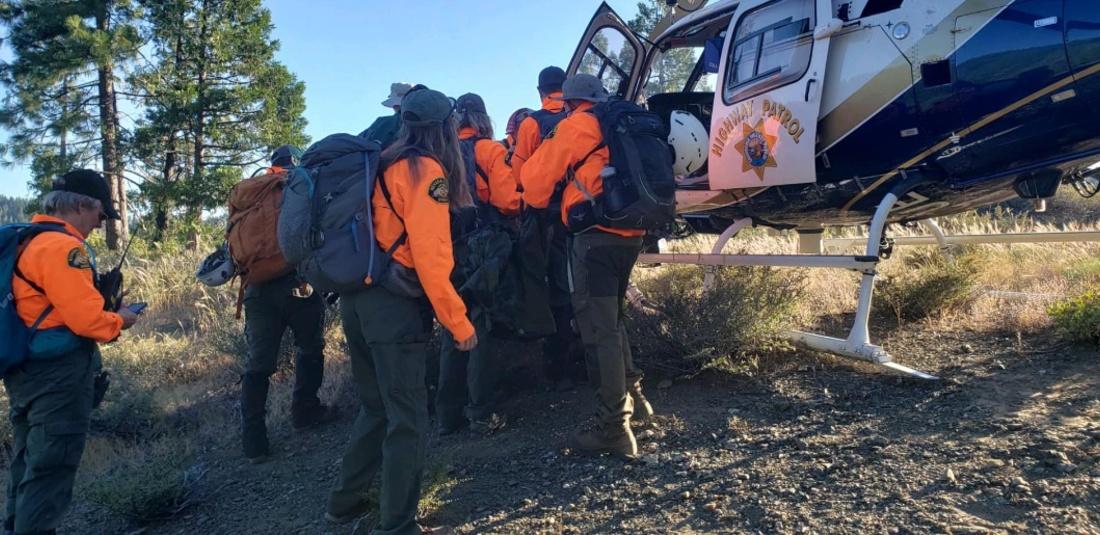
left=377, top=173, right=409, bottom=255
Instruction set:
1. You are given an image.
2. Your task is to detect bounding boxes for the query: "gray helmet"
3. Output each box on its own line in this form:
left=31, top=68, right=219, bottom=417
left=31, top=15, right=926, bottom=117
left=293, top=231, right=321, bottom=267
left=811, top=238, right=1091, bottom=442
left=558, top=74, right=610, bottom=103
left=401, top=89, right=455, bottom=126
left=196, top=243, right=237, bottom=287
left=270, top=145, right=303, bottom=167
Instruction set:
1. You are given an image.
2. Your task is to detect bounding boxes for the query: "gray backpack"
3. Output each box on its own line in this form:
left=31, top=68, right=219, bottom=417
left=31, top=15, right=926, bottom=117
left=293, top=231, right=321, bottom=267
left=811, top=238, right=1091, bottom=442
left=278, top=134, right=405, bottom=294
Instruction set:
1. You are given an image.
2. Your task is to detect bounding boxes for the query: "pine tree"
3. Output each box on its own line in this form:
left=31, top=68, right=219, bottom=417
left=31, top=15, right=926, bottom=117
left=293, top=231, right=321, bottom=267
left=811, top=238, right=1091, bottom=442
left=130, top=0, right=308, bottom=236
left=628, top=0, right=710, bottom=96
left=0, top=195, right=29, bottom=224
left=0, top=0, right=140, bottom=249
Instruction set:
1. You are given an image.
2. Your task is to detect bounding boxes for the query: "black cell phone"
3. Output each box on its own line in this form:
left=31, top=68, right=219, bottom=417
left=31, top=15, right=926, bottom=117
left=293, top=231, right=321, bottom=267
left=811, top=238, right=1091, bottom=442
left=127, top=302, right=148, bottom=315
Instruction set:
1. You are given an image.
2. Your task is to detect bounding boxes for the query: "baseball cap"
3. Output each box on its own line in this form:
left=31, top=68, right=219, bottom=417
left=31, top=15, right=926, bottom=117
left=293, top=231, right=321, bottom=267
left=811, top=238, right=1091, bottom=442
left=538, top=66, right=567, bottom=92
left=455, top=93, right=487, bottom=115
left=53, top=169, right=120, bottom=220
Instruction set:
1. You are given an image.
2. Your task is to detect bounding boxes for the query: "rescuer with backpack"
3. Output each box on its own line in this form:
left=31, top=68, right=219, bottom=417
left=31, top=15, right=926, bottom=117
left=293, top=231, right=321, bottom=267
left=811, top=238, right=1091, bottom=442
left=1, top=170, right=141, bottom=534
left=323, top=88, right=473, bottom=535
left=511, top=66, right=588, bottom=391
left=522, top=73, right=676, bottom=458
left=434, top=93, right=518, bottom=437
left=221, top=145, right=337, bottom=464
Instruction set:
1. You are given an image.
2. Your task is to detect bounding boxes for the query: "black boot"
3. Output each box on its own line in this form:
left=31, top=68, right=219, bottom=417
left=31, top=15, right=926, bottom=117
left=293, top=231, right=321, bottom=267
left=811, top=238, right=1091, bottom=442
left=240, top=374, right=270, bottom=462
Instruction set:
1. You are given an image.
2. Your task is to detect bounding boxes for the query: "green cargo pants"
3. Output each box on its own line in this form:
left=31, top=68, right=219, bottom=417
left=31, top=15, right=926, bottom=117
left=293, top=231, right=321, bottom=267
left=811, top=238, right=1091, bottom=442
left=330, top=286, right=432, bottom=535
left=569, top=231, right=644, bottom=428
left=544, top=215, right=583, bottom=383
left=436, top=307, right=497, bottom=428
left=4, top=344, right=100, bottom=534
left=241, top=274, right=326, bottom=456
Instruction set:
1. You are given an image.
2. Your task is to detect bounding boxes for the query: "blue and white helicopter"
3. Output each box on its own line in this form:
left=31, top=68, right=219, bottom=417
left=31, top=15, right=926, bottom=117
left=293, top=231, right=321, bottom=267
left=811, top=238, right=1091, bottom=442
left=565, top=0, right=1100, bottom=379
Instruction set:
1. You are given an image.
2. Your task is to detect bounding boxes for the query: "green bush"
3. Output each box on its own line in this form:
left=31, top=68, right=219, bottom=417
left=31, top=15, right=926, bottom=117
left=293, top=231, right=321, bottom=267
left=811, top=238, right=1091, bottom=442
left=627, top=265, right=804, bottom=376
left=876, top=251, right=980, bottom=322
left=1048, top=288, right=1100, bottom=345
left=85, top=452, right=203, bottom=525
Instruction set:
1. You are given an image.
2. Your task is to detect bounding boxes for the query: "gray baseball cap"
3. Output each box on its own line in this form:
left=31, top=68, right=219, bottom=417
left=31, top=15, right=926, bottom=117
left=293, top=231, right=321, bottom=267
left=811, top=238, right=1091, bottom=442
left=556, top=74, right=610, bottom=103
left=401, top=89, right=455, bottom=126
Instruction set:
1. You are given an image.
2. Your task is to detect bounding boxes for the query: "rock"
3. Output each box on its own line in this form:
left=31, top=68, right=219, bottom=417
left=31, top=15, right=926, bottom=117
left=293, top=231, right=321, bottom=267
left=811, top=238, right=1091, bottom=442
left=680, top=490, right=692, bottom=500
left=1056, top=462, right=1077, bottom=474
left=657, top=379, right=673, bottom=389
left=641, top=454, right=660, bottom=466
left=946, top=468, right=957, bottom=484
left=962, top=344, right=974, bottom=353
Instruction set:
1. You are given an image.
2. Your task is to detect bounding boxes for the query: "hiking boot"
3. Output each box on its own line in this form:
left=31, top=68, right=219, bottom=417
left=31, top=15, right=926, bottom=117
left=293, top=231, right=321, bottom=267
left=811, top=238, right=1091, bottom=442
left=630, top=384, right=654, bottom=423
left=325, top=500, right=373, bottom=524
left=470, top=413, right=506, bottom=436
left=242, top=423, right=270, bottom=463
left=291, top=403, right=340, bottom=430
left=571, top=423, right=638, bottom=459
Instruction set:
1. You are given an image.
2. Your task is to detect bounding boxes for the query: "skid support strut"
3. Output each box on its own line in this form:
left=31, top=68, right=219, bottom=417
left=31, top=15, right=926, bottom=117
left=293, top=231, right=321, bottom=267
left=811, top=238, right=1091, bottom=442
left=641, top=194, right=938, bottom=380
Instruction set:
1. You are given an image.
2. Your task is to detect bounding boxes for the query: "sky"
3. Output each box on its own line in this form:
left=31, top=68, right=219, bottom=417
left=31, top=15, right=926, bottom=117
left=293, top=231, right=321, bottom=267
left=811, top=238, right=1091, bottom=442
left=0, top=0, right=642, bottom=198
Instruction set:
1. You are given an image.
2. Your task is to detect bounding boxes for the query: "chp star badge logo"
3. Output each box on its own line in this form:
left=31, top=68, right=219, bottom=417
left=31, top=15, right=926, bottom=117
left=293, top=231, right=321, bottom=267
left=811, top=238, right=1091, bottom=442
left=734, top=119, right=778, bottom=180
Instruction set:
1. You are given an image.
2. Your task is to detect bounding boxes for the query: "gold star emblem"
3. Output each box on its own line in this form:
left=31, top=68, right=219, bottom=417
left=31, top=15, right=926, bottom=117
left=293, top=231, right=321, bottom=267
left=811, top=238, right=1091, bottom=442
left=733, top=119, right=778, bottom=180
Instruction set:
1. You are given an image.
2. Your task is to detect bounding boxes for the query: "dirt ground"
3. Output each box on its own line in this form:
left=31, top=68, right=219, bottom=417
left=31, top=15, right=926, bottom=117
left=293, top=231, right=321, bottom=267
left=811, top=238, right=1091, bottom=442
left=63, top=324, right=1099, bottom=535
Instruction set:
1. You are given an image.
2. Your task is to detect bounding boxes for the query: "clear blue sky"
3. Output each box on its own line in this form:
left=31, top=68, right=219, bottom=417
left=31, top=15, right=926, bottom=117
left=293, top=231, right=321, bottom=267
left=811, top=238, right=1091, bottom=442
left=0, top=0, right=640, bottom=199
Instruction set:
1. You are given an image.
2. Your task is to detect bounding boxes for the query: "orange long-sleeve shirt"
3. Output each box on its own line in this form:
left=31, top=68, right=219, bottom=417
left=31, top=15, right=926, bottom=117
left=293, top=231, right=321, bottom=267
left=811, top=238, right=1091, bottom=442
left=508, top=93, right=564, bottom=188
left=458, top=127, right=519, bottom=215
left=13, top=215, right=124, bottom=342
left=520, top=101, right=645, bottom=238
left=373, top=157, right=475, bottom=341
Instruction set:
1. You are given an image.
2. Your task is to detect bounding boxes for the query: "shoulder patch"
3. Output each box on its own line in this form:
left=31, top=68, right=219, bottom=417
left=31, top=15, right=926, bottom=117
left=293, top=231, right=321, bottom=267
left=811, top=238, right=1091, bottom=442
left=67, top=247, right=92, bottom=270
left=428, top=177, right=449, bottom=203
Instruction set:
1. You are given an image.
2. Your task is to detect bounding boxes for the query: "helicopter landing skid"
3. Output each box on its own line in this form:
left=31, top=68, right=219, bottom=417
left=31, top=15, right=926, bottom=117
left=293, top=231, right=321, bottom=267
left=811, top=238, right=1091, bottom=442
left=640, top=192, right=939, bottom=381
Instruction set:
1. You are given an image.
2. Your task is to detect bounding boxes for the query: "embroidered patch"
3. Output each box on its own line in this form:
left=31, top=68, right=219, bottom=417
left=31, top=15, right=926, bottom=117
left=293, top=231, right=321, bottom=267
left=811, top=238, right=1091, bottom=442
left=428, top=178, right=449, bottom=203
left=67, top=247, right=92, bottom=270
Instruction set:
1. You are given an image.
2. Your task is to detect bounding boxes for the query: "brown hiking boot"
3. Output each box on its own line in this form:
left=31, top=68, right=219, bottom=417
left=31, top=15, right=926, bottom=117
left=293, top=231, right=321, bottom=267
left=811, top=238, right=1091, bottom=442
left=571, top=423, right=638, bottom=459
left=630, top=384, right=654, bottom=422
left=292, top=403, right=339, bottom=430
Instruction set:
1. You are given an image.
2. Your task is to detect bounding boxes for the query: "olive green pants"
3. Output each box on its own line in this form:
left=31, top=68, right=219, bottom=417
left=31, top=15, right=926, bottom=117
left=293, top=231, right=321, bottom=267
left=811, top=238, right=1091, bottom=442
left=436, top=308, right=497, bottom=427
left=4, top=345, right=100, bottom=535
left=240, top=275, right=326, bottom=456
left=330, top=286, right=432, bottom=535
left=569, top=231, right=644, bottom=428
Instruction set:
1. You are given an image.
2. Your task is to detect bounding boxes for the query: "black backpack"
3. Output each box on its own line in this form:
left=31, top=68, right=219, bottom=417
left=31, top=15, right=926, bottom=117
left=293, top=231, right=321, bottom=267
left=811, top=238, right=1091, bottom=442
left=529, top=109, right=566, bottom=140
left=566, top=100, right=676, bottom=232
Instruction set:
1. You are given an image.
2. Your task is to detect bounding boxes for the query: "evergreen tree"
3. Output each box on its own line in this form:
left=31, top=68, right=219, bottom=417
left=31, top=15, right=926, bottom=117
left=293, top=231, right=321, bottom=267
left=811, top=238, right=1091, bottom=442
left=0, top=194, right=29, bottom=224
left=0, top=0, right=141, bottom=249
left=629, top=0, right=710, bottom=96
left=130, top=0, right=307, bottom=235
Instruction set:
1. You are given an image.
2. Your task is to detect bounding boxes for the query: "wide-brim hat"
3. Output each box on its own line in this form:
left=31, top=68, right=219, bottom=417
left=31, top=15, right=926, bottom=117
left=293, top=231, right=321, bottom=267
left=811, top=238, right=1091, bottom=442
left=554, top=74, right=610, bottom=103
left=382, top=82, right=414, bottom=108
left=53, top=169, right=120, bottom=220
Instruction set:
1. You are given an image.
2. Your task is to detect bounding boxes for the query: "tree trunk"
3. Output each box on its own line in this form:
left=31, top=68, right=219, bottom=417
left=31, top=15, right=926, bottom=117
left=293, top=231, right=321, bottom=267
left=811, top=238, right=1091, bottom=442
left=96, top=1, right=127, bottom=250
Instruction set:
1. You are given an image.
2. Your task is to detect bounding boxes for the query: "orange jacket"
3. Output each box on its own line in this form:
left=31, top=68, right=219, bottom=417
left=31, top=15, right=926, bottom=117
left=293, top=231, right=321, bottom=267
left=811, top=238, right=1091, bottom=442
left=373, top=157, right=475, bottom=341
left=520, top=101, right=645, bottom=238
left=13, top=215, right=124, bottom=343
left=458, top=127, right=520, bottom=215
left=508, top=92, right=564, bottom=188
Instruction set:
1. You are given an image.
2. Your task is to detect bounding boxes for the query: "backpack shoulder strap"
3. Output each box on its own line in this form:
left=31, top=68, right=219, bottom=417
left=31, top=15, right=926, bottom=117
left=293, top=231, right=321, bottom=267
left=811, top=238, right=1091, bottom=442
left=13, top=223, right=68, bottom=296
left=376, top=169, right=409, bottom=256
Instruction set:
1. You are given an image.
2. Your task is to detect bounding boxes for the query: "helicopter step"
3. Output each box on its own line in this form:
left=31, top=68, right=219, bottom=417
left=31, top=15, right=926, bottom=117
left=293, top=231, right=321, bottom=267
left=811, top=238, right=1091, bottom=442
left=639, top=193, right=940, bottom=381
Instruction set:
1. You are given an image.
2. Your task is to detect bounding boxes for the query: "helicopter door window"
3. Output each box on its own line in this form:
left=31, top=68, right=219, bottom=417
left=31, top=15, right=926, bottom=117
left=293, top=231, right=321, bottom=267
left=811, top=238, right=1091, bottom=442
left=723, top=0, right=815, bottom=104
left=576, top=27, right=638, bottom=98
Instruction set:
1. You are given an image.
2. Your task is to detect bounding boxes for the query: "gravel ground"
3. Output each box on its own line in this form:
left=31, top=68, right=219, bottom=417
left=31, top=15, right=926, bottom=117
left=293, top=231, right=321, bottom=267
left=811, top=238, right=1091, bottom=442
left=63, top=327, right=1099, bottom=534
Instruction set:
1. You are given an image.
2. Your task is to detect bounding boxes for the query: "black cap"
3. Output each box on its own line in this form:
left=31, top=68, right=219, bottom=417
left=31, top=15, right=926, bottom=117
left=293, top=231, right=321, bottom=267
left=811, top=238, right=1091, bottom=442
left=52, top=169, right=120, bottom=220
left=455, top=93, right=487, bottom=115
left=538, top=66, right=567, bottom=92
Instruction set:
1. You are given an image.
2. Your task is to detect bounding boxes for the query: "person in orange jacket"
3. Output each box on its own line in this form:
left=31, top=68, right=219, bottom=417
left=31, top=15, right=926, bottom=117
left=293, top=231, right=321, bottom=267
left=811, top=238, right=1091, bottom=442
left=432, top=93, right=517, bottom=438
left=6, top=169, right=140, bottom=534
left=502, top=107, right=533, bottom=164
left=327, top=88, right=472, bottom=535
left=521, top=74, right=654, bottom=459
left=511, top=66, right=587, bottom=391
left=456, top=93, right=519, bottom=216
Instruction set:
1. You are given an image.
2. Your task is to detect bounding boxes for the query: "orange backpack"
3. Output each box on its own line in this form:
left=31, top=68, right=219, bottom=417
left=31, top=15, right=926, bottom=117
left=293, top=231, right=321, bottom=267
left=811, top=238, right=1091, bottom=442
left=227, top=169, right=293, bottom=288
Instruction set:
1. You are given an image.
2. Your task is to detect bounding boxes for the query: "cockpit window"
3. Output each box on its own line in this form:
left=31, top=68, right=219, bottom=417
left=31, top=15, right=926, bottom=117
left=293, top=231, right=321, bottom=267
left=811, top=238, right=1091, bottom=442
left=641, top=46, right=717, bottom=99
left=576, top=27, right=639, bottom=98
left=861, top=0, right=904, bottom=18
left=723, top=0, right=815, bottom=104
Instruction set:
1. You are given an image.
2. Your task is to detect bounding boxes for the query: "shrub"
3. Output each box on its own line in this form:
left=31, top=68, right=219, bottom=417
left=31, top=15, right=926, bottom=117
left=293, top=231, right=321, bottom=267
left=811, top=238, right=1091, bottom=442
left=85, top=449, right=203, bottom=525
left=626, top=265, right=804, bottom=376
left=876, top=250, right=981, bottom=322
left=1048, top=288, right=1100, bottom=346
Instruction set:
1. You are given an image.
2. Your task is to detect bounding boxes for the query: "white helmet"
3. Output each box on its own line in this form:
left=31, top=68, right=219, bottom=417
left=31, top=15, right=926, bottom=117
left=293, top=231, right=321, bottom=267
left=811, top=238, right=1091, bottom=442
left=196, top=243, right=237, bottom=287
left=668, top=110, right=708, bottom=176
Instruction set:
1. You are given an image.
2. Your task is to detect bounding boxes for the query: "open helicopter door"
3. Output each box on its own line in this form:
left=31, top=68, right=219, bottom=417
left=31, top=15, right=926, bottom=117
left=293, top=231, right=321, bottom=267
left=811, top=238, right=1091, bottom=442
left=566, top=2, right=649, bottom=100
left=709, top=0, right=837, bottom=189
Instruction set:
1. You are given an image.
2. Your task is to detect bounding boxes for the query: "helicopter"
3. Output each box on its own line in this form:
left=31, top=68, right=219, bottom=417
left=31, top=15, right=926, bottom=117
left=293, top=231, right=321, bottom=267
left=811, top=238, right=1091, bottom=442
left=563, top=0, right=1100, bottom=379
